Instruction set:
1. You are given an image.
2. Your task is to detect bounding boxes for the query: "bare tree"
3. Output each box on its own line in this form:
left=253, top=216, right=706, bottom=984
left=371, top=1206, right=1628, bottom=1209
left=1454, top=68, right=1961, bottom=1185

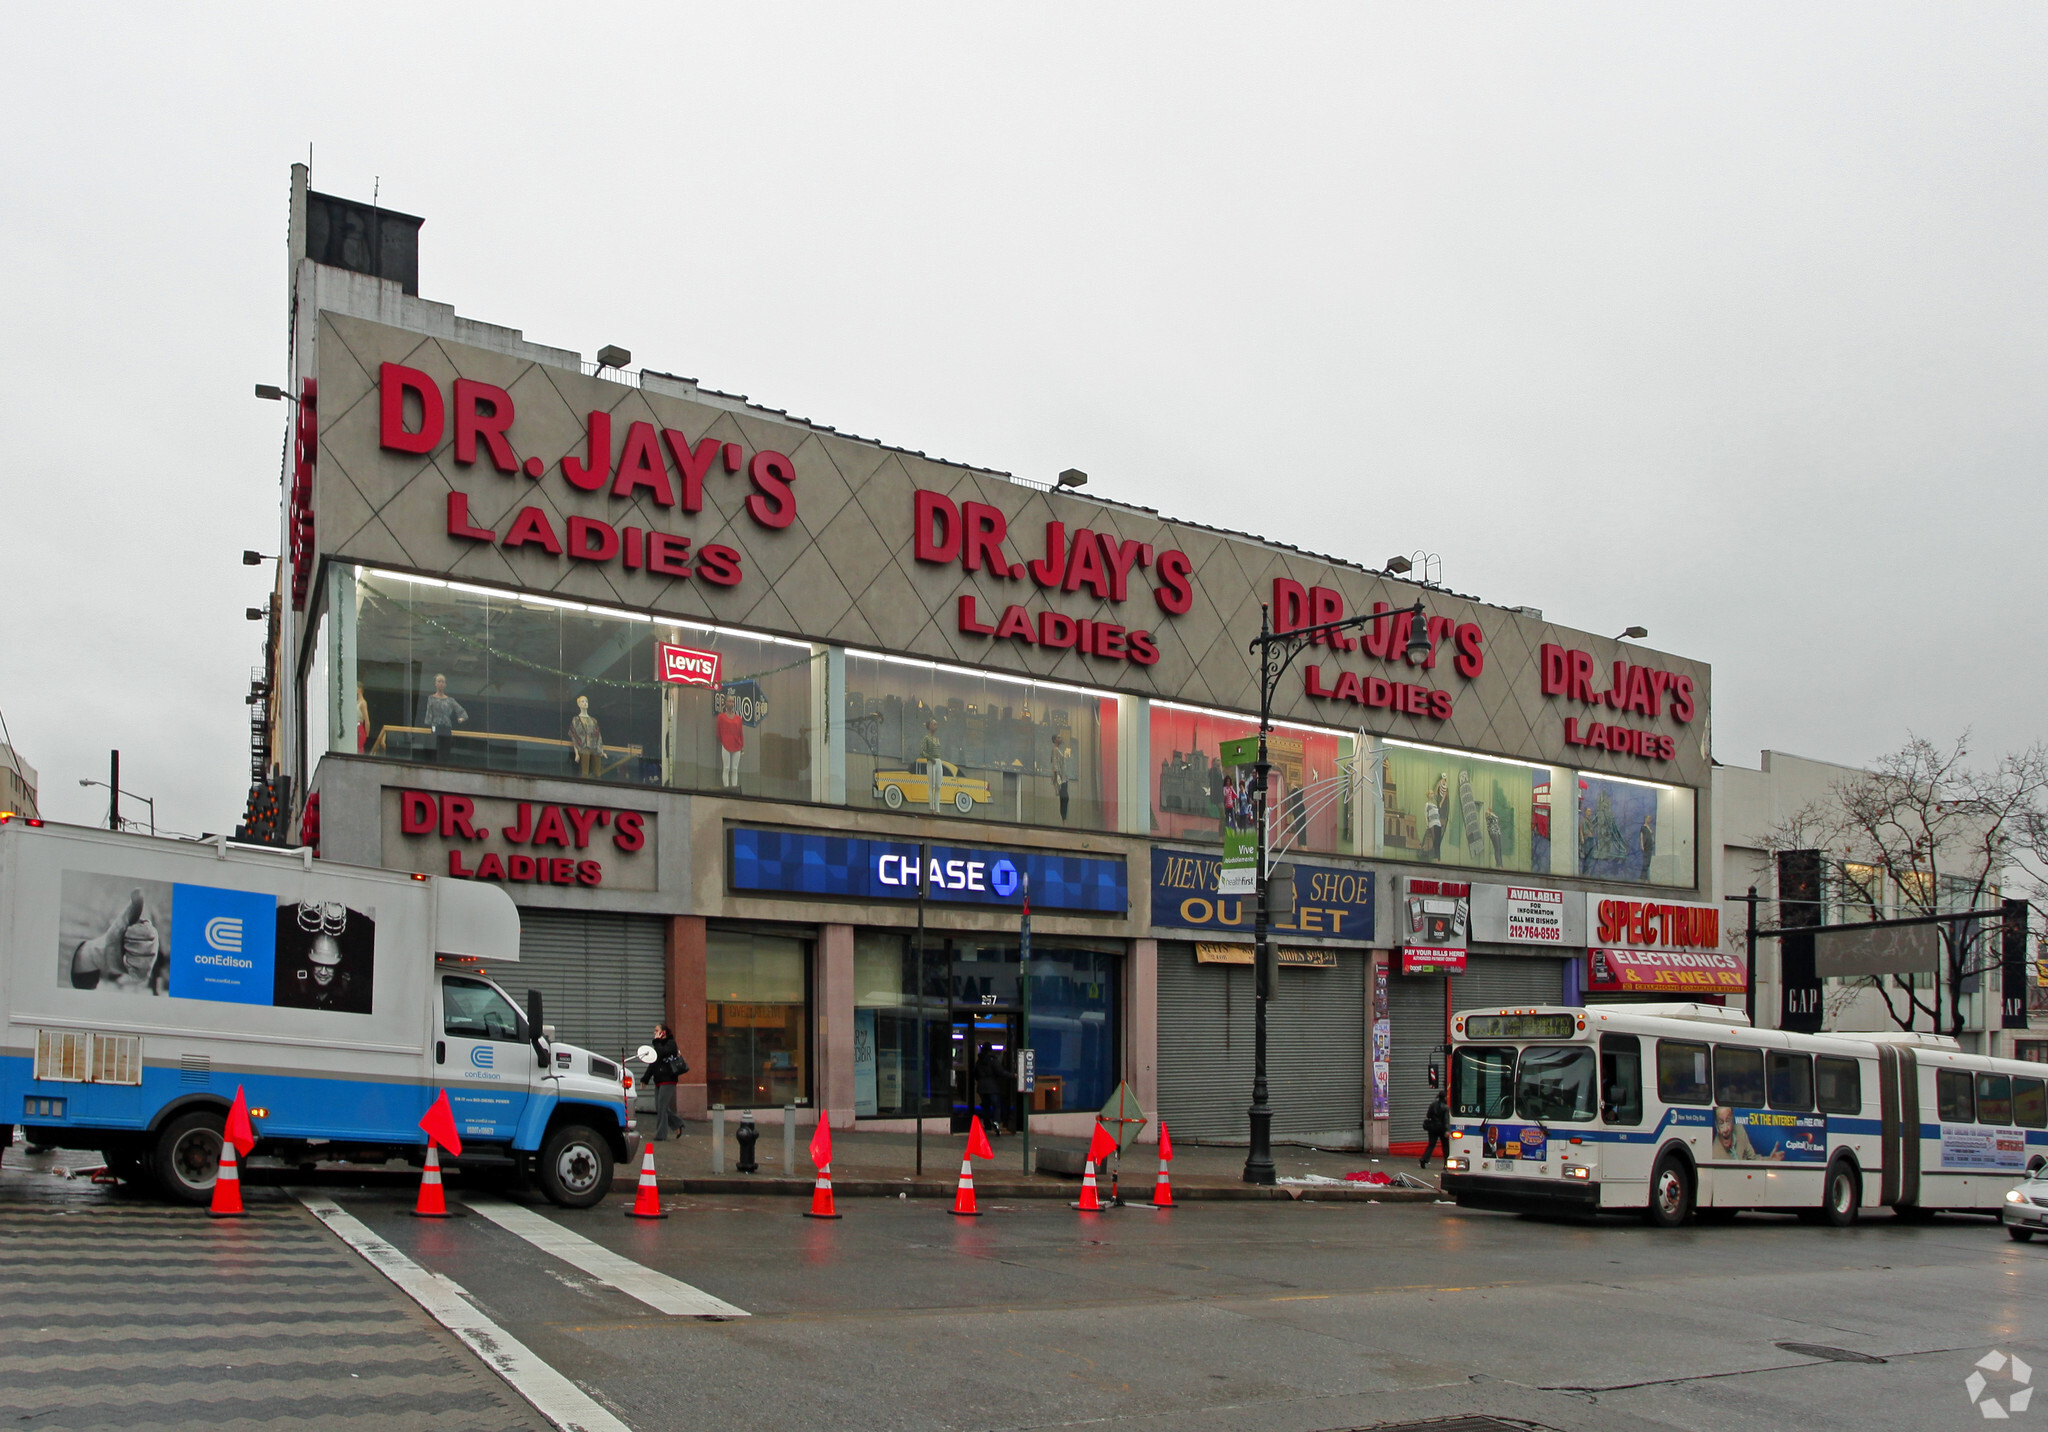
left=1759, top=734, right=2048, bottom=1035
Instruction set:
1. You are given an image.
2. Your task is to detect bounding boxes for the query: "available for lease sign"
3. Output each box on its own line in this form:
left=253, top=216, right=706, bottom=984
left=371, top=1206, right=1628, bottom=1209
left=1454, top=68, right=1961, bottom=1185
left=1504, top=886, right=1566, bottom=944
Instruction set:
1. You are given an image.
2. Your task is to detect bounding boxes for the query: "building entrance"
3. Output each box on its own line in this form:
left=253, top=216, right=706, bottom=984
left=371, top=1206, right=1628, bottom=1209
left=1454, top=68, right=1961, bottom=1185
left=950, top=1011, right=1021, bottom=1135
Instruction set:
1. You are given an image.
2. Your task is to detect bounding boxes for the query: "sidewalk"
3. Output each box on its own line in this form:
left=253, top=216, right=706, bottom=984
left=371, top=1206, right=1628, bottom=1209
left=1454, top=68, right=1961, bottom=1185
left=637, top=1122, right=1446, bottom=1202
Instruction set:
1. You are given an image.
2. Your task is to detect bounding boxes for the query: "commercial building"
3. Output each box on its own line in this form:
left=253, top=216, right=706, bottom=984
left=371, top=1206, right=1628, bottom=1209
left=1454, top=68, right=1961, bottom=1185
left=259, top=168, right=1723, bottom=1151
left=1713, top=748, right=2042, bottom=1060
left=0, top=744, right=36, bottom=820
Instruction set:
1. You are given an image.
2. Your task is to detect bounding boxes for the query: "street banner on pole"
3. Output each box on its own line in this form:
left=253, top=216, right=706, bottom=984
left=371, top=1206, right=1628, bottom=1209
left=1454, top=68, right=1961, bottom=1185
left=1218, top=736, right=1259, bottom=895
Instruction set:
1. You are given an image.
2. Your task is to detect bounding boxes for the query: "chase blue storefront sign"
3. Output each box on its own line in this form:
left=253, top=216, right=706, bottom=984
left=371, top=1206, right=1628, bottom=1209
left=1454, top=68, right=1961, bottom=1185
left=729, top=827, right=1127, bottom=914
left=1150, top=848, right=1375, bottom=940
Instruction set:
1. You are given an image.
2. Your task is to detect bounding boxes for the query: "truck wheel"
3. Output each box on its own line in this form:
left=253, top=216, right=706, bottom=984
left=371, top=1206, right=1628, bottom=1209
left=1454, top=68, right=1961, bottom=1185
left=1645, top=1152, right=1693, bottom=1228
left=1821, top=1161, right=1861, bottom=1227
left=881, top=784, right=904, bottom=810
left=537, top=1124, right=613, bottom=1209
left=154, top=1112, right=224, bottom=1205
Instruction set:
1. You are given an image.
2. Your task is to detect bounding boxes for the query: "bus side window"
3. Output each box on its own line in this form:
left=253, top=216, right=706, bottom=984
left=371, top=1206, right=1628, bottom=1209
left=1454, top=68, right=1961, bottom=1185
left=1936, top=1069, right=1975, bottom=1124
left=1976, top=1075, right=2013, bottom=1125
left=1766, top=1052, right=1813, bottom=1111
left=1713, top=1046, right=1766, bottom=1108
left=1601, top=1034, right=1642, bottom=1125
left=1815, top=1056, right=1862, bottom=1115
left=1657, top=1039, right=1711, bottom=1106
left=2015, top=1077, right=2047, bottom=1130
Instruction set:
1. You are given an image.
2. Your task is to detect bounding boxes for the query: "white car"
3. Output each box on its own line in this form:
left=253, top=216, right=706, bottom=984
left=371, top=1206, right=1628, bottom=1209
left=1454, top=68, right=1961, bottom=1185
left=2002, top=1158, right=2048, bottom=1241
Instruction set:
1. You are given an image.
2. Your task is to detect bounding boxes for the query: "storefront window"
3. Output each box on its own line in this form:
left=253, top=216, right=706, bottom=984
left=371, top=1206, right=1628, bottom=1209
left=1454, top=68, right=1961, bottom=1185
left=844, top=653, right=1117, bottom=831
left=1569, top=772, right=1696, bottom=888
left=1150, top=702, right=1355, bottom=853
left=349, top=568, right=813, bottom=799
left=850, top=932, right=1120, bottom=1121
left=1374, top=738, right=1565, bottom=875
left=706, top=929, right=810, bottom=1108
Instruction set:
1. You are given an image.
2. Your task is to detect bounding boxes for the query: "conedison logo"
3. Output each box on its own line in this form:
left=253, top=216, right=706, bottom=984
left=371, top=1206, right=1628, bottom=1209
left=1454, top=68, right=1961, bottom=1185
left=204, top=916, right=244, bottom=953
left=1967, top=1350, right=2033, bottom=1419
left=470, top=1046, right=495, bottom=1070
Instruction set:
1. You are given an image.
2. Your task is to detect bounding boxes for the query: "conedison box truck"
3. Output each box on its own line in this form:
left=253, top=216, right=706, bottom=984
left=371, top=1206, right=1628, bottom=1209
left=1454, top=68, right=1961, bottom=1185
left=0, top=817, right=633, bottom=1206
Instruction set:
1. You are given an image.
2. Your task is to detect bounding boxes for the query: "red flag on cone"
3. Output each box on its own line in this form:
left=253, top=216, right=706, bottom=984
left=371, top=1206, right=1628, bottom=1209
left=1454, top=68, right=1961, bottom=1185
left=803, top=1112, right=841, bottom=1219
left=967, top=1115, right=995, bottom=1162
left=420, top=1091, right=463, bottom=1158
left=224, top=1087, right=256, bottom=1158
left=625, top=1142, right=668, bottom=1220
left=1150, top=1119, right=1175, bottom=1209
left=207, top=1136, right=246, bottom=1219
left=411, top=1144, right=453, bottom=1218
left=1087, top=1120, right=1115, bottom=1165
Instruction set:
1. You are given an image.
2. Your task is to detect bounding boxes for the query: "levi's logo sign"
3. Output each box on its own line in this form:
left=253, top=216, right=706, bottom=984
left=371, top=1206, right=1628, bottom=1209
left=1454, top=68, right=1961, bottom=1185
left=658, top=643, right=721, bottom=686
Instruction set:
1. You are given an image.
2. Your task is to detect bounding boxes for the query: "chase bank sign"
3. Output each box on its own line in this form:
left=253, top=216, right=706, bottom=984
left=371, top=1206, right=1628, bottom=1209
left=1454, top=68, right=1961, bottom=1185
left=729, top=827, right=1126, bottom=914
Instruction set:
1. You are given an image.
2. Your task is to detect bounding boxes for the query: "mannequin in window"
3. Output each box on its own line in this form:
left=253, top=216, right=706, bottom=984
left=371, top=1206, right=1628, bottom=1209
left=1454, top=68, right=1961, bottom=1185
left=1051, top=730, right=1074, bottom=823
left=356, top=684, right=370, bottom=753
left=414, top=674, right=468, bottom=764
left=717, top=691, right=745, bottom=788
left=570, top=695, right=604, bottom=778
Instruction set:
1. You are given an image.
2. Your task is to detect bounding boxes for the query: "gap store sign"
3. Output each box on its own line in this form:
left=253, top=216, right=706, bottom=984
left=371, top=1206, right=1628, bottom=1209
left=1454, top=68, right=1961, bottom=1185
left=728, top=827, right=1128, bottom=914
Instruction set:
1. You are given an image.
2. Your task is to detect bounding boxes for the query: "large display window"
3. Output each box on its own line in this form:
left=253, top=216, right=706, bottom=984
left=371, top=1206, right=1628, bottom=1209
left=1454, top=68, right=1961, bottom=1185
left=1569, top=772, right=1695, bottom=887
left=346, top=568, right=813, bottom=799
left=705, top=928, right=811, bottom=1108
left=844, top=653, right=1117, bottom=831
left=1150, top=702, right=1355, bottom=854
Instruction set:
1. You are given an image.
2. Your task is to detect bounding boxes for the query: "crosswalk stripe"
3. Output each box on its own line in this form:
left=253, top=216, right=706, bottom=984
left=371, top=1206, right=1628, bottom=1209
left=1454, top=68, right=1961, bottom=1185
left=461, top=1195, right=748, bottom=1319
left=297, top=1193, right=633, bottom=1432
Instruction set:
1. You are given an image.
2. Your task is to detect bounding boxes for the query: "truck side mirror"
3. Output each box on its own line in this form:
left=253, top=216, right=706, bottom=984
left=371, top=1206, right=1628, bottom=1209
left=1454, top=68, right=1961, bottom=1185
left=527, top=989, right=548, bottom=1069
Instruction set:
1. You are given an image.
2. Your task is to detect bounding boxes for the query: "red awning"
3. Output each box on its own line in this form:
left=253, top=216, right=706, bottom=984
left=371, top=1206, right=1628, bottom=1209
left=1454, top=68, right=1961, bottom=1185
left=1590, top=947, right=1746, bottom=993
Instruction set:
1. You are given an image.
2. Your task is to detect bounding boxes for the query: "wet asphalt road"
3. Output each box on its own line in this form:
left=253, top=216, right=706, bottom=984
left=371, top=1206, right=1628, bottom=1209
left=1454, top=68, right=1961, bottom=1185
left=2, top=1154, right=2041, bottom=1432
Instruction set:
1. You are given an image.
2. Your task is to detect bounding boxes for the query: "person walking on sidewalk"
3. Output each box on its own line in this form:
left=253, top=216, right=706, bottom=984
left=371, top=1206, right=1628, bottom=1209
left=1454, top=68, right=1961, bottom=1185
left=649, top=1024, right=687, bottom=1140
left=1421, top=1090, right=1451, bottom=1169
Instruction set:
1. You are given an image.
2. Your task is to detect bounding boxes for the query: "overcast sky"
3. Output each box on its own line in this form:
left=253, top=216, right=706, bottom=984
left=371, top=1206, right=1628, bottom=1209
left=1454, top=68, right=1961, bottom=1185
left=4, top=6, right=2043, bottom=837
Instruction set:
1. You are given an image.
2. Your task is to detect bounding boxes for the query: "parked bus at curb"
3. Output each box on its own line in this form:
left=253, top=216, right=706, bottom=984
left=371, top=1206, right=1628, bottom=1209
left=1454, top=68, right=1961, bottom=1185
left=0, top=817, right=632, bottom=1207
left=1441, top=1003, right=2048, bottom=1227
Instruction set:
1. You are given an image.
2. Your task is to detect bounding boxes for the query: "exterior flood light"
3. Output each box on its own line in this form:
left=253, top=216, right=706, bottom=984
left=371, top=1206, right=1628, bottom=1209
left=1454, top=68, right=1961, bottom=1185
left=596, top=345, right=632, bottom=370
left=1386, top=556, right=1413, bottom=574
left=254, top=384, right=284, bottom=401
left=1056, top=469, right=1088, bottom=488
left=1619, top=625, right=1648, bottom=640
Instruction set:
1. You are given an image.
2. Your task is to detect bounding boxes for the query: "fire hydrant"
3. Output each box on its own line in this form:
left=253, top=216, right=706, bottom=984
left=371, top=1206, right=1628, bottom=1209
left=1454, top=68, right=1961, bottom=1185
left=735, top=1112, right=760, bottom=1174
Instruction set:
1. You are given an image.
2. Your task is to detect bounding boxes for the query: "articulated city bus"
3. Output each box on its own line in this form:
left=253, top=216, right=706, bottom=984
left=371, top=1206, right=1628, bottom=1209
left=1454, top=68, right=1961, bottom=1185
left=1440, top=1003, right=2048, bottom=1226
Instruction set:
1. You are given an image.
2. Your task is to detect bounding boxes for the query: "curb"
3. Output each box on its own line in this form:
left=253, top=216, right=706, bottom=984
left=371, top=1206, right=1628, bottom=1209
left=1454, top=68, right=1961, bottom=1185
left=657, top=1176, right=1443, bottom=1203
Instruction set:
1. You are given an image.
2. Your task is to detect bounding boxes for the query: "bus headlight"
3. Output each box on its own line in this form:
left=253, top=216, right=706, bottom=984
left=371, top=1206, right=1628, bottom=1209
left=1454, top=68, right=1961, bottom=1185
left=1565, top=1165, right=1591, bottom=1180
left=1443, top=1157, right=1465, bottom=1172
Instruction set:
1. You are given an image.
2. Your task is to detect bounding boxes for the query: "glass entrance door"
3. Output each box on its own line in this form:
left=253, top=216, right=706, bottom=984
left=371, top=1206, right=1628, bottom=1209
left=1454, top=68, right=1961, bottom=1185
left=950, top=1012, right=1021, bottom=1135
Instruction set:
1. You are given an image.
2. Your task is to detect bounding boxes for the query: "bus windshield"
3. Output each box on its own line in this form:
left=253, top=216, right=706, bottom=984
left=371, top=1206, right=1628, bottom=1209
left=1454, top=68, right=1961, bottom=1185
left=1516, top=1045, right=1598, bottom=1122
left=1453, top=1047, right=1515, bottom=1118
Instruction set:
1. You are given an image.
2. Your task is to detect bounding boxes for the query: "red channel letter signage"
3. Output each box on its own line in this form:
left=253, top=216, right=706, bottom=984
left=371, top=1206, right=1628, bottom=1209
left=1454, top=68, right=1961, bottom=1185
left=913, top=489, right=1187, bottom=667
left=1539, top=644, right=1694, bottom=763
left=1279, top=580, right=1486, bottom=723
left=657, top=643, right=722, bottom=687
left=398, top=789, right=648, bottom=889
left=379, top=363, right=787, bottom=590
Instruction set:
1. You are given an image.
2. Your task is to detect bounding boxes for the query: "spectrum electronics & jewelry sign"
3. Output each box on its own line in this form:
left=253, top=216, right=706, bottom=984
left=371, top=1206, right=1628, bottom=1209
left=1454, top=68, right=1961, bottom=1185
left=729, top=827, right=1127, bottom=914
left=1150, top=849, right=1375, bottom=941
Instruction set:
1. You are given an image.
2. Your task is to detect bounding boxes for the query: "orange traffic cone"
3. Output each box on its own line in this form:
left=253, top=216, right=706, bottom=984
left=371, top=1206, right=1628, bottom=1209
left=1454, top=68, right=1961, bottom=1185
left=207, top=1136, right=245, bottom=1219
left=951, top=1156, right=981, bottom=1216
left=1151, top=1121, right=1175, bottom=1208
left=411, top=1144, right=454, bottom=1218
left=803, top=1162, right=842, bottom=1219
left=625, top=1142, right=668, bottom=1220
left=1071, top=1158, right=1104, bottom=1211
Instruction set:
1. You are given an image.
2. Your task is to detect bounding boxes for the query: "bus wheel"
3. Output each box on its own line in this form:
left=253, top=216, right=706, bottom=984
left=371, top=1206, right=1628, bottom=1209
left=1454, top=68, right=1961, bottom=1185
left=1646, top=1154, right=1693, bottom=1228
left=1821, top=1161, right=1860, bottom=1227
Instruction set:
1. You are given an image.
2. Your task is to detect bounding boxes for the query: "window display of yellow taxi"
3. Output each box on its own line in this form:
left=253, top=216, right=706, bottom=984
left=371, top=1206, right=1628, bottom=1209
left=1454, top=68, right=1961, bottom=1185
left=871, top=759, right=993, bottom=814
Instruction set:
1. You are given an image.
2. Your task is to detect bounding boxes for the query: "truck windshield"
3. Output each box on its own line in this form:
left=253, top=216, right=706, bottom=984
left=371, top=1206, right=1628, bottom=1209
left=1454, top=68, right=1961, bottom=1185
left=1516, top=1045, right=1598, bottom=1122
left=445, top=976, right=525, bottom=1041
left=1453, top=1047, right=1515, bottom=1118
